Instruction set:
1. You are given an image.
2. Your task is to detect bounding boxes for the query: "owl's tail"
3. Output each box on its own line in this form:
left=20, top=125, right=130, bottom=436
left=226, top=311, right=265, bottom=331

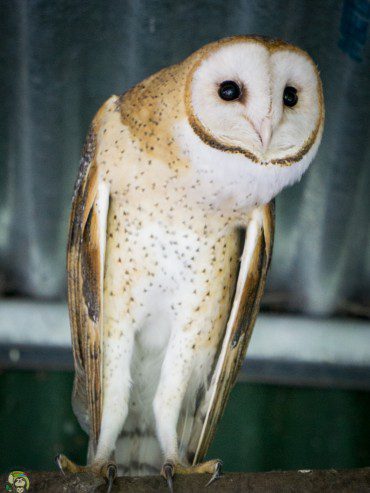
left=114, top=428, right=162, bottom=476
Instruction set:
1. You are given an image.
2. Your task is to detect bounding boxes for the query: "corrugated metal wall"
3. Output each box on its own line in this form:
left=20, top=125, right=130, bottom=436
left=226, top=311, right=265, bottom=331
left=0, top=0, right=369, bottom=316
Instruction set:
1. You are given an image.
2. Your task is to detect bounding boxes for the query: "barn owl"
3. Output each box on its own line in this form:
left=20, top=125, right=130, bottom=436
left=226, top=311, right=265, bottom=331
left=56, top=35, right=324, bottom=491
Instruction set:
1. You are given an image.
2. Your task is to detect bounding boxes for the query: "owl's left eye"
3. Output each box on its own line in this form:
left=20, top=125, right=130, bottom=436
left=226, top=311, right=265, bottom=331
left=283, top=86, right=298, bottom=107
left=218, top=81, right=242, bottom=101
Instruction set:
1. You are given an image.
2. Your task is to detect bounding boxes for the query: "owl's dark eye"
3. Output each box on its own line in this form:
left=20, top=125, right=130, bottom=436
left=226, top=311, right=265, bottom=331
left=218, top=80, right=241, bottom=101
left=283, top=86, right=298, bottom=107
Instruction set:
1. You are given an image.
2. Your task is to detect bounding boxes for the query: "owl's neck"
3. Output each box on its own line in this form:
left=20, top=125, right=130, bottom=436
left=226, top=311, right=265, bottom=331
left=174, top=119, right=311, bottom=217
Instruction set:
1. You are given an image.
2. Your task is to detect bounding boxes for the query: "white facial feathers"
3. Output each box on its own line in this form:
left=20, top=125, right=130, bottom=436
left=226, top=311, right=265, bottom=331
left=178, top=38, right=323, bottom=211
left=191, top=43, right=271, bottom=155
left=189, top=40, right=323, bottom=163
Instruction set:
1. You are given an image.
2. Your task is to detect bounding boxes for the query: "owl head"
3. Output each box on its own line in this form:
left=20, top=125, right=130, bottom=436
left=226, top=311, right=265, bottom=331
left=182, top=36, right=324, bottom=203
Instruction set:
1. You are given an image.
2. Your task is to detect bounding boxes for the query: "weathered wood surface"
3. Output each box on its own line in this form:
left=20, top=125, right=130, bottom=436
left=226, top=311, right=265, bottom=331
left=2, top=468, right=370, bottom=492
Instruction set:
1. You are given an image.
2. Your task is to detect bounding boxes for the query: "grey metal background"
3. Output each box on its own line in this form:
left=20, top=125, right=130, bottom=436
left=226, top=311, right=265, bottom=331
left=0, top=0, right=369, bottom=316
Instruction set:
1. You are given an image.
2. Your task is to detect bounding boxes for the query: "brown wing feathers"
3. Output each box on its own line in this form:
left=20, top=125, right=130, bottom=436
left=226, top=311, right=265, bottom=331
left=193, top=202, right=275, bottom=463
left=67, top=126, right=104, bottom=450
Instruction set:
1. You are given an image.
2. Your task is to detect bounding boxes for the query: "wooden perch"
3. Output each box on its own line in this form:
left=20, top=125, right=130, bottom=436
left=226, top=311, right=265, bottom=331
left=1, top=468, right=370, bottom=492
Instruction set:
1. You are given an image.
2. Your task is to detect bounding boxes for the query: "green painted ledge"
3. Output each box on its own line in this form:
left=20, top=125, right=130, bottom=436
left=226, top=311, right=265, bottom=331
left=1, top=371, right=370, bottom=474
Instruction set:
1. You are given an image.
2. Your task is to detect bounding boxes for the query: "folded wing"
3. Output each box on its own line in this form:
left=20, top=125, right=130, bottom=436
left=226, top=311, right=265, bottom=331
left=180, top=202, right=275, bottom=464
left=67, top=109, right=111, bottom=455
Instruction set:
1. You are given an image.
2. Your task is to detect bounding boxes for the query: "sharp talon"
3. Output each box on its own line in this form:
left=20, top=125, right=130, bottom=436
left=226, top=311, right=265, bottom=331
left=54, top=454, right=66, bottom=476
left=162, top=462, right=174, bottom=493
left=205, top=461, right=223, bottom=487
left=106, top=463, right=117, bottom=493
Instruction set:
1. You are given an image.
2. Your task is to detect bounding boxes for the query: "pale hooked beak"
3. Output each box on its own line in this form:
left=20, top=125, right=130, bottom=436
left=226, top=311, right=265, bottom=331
left=259, top=117, right=272, bottom=151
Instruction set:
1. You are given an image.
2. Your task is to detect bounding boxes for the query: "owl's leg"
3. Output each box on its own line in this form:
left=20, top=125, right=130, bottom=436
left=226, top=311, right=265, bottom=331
left=153, top=332, right=195, bottom=464
left=56, top=327, right=135, bottom=492
left=153, top=332, right=222, bottom=491
left=95, top=329, right=135, bottom=462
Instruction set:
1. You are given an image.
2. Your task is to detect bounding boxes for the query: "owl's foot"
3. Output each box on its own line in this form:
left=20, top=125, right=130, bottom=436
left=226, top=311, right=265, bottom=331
left=55, top=454, right=117, bottom=493
left=161, top=458, right=223, bottom=491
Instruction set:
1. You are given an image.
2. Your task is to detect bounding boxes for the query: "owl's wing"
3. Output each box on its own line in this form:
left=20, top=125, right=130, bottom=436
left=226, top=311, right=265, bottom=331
left=188, top=201, right=274, bottom=464
left=67, top=104, right=112, bottom=452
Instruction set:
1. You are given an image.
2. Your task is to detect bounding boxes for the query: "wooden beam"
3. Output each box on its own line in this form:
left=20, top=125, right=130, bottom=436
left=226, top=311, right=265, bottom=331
left=1, top=468, right=370, bottom=492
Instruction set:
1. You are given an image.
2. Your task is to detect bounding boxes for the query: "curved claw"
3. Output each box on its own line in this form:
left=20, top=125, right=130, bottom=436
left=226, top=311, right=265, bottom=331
left=106, top=463, right=117, bottom=493
left=161, top=461, right=175, bottom=493
left=205, top=460, right=223, bottom=487
left=54, top=454, right=66, bottom=476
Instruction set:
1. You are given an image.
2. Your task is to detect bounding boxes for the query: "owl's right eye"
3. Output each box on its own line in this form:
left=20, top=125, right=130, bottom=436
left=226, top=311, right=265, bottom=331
left=218, top=81, right=242, bottom=101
